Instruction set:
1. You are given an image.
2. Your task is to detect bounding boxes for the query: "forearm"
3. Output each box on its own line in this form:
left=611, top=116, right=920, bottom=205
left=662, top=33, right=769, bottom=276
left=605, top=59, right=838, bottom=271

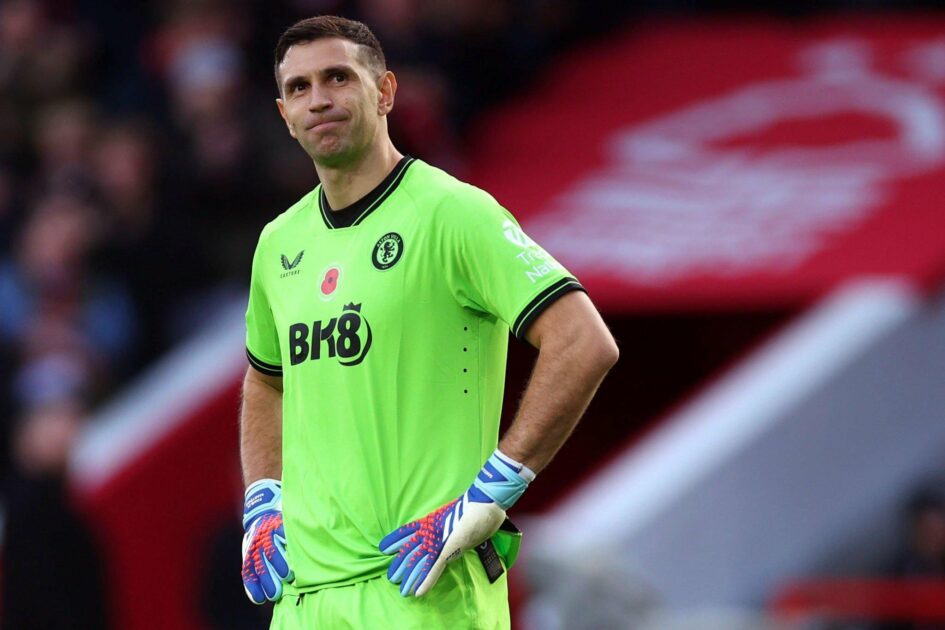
left=499, top=293, right=618, bottom=473
left=240, top=367, right=284, bottom=485
left=499, top=341, right=614, bottom=473
left=240, top=369, right=292, bottom=604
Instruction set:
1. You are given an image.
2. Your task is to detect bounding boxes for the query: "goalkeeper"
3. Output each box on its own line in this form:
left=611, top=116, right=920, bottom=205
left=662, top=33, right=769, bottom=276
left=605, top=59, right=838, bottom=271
left=239, top=14, right=618, bottom=629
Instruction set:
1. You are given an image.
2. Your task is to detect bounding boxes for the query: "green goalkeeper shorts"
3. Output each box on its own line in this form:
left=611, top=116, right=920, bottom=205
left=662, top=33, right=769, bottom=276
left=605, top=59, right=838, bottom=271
left=270, top=552, right=510, bottom=629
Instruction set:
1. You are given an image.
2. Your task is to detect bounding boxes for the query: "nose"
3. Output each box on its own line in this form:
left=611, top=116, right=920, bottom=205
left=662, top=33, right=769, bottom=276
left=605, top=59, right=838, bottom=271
left=307, top=85, right=332, bottom=112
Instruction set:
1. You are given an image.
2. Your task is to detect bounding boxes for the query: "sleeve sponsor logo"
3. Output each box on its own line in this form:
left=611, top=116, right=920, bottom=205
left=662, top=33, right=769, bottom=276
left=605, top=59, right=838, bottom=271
left=502, top=220, right=537, bottom=248
left=502, top=220, right=562, bottom=283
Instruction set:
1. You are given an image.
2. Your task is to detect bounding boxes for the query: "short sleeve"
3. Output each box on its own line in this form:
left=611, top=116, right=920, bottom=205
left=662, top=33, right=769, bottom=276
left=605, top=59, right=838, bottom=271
left=245, top=236, right=282, bottom=376
left=442, top=189, right=585, bottom=340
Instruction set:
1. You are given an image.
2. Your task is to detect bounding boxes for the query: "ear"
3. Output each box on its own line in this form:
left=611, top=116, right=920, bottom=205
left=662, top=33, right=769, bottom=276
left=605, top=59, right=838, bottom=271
left=276, top=98, right=296, bottom=139
left=377, top=71, right=397, bottom=116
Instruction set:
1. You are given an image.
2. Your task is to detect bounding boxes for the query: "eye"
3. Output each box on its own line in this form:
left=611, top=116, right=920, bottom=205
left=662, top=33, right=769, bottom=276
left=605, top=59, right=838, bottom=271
left=330, top=72, right=347, bottom=84
left=288, top=81, right=308, bottom=95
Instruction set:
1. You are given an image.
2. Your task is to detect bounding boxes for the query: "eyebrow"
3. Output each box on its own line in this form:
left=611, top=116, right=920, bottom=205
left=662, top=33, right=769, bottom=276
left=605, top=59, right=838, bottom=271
left=282, top=64, right=358, bottom=92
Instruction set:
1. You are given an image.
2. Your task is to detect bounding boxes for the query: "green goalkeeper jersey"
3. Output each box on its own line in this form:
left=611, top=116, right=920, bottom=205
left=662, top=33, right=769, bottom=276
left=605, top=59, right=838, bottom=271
left=245, top=157, right=583, bottom=592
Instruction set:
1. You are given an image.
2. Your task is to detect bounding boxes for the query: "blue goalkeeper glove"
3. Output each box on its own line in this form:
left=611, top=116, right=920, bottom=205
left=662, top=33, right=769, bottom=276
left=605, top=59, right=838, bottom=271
left=379, top=449, right=535, bottom=597
left=241, top=479, right=293, bottom=604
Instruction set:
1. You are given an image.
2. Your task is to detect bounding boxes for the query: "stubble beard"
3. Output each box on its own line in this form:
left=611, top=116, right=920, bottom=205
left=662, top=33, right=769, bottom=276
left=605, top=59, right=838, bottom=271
left=308, top=125, right=373, bottom=170
left=313, top=142, right=358, bottom=169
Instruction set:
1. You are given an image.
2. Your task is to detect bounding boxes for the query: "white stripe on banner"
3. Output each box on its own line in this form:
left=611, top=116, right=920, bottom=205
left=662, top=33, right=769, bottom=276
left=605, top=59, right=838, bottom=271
left=69, top=296, right=248, bottom=494
left=528, top=278, right=918, bottom=555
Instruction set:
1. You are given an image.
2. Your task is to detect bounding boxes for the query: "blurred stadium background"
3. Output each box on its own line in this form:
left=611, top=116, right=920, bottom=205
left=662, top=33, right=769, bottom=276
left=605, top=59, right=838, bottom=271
left=2, top=0, right=945, bottom=628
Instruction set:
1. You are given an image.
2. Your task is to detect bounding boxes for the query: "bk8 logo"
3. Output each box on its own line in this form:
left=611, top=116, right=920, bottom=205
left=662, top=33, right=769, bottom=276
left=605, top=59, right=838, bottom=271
left=288, top=303, right=372, bottom=367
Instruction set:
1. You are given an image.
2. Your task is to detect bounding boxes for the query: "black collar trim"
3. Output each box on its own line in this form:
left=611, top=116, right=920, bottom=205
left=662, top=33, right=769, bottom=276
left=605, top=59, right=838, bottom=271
left=318, top=156, right=415, bottom=229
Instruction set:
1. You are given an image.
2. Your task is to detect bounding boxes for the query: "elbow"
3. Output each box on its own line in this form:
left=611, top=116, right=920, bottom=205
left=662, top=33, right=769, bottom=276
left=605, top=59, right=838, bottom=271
left=592, top=331, right=619, bottom=374
left=533, top=304, right=619, bottom=375
left=565, top=326, right=617, bottom=376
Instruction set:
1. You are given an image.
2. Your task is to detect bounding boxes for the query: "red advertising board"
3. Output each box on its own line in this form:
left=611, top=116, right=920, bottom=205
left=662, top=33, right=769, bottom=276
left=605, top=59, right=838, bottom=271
left=471, top=18, right=945, bottom=311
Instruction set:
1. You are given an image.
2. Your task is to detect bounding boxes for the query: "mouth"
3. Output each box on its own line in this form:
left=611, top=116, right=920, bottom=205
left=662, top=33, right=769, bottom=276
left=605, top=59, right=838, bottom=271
left=308, top=119, right=345, bottom=132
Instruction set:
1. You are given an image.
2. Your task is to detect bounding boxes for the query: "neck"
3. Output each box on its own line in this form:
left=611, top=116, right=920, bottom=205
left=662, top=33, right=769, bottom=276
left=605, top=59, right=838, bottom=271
left=316, top=141, right=403, bottom=210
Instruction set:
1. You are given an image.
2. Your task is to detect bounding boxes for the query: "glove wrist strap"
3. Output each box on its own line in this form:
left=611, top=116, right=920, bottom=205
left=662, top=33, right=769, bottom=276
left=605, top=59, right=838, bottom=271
left=494, top=449, right=536, bottom=483
left=243, top=478, right=282, bottom=529
left=473, top=449, right=534, bottom=510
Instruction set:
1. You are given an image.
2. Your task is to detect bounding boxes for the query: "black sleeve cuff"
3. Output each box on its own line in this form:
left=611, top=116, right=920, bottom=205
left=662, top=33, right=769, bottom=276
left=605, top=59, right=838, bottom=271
left=247, top=348, right=283, bottom=377
left=511, top=278, right=586, bottom=341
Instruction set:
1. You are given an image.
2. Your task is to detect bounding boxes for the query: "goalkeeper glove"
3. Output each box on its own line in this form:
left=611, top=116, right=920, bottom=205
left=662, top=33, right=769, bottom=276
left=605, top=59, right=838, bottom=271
left=241, top=478, right=293, bottom=604
left=379, top=449, right=535, bottom=597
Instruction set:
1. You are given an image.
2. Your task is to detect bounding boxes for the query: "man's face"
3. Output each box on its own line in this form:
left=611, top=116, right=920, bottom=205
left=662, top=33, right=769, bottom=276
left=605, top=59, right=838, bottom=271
left=276, top=38, right=391, bottom=168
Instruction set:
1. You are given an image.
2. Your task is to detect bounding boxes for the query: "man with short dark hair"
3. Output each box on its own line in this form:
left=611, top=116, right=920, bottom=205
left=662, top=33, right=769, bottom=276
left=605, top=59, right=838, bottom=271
left=240, top=15, right=617, bottom=628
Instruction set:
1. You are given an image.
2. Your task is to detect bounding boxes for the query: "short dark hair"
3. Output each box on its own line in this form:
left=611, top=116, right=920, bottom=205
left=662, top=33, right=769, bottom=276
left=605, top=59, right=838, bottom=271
left=273, top=16, right=386, bottom=91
